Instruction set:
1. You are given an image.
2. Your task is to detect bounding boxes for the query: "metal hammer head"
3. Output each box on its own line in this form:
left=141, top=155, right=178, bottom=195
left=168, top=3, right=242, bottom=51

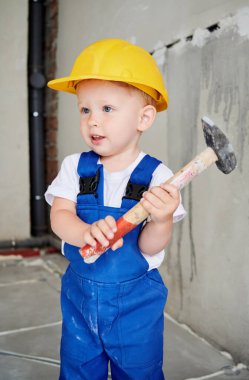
left=201, top=117, right=237, bottom=174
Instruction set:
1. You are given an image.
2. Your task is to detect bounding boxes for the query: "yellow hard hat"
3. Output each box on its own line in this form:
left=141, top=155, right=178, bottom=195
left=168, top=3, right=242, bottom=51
left=47, top=38, right=168, bottom=111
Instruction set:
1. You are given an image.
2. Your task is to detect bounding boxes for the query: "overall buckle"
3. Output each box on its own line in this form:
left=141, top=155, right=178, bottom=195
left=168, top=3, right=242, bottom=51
left=79, top=170, right=99, bottom=196
left=123, top=181, right=148, bottom=201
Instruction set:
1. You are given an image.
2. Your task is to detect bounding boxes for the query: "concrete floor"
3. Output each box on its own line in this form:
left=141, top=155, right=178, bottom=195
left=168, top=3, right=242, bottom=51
left=0, top=252, right=248, bottom=380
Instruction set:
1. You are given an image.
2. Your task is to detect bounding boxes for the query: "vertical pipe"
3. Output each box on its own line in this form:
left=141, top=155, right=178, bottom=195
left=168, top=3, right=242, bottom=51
left=28, top=0, right=47, bottom=236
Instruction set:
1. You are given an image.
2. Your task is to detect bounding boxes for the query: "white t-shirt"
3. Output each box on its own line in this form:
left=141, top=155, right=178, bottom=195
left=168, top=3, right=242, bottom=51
left=45, top=151, right=186, bottom=270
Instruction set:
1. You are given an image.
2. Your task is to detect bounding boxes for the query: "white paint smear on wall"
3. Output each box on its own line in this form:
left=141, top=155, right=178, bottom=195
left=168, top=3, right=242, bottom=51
left=235, top=7, right=249, bottom=38
left=218, top=6, right=249, bottom=39
left=152, top=40, right=167, bottom=67
left=189, top=7, right=249, bottom=49
left=191, top=28, right=211, bottom=48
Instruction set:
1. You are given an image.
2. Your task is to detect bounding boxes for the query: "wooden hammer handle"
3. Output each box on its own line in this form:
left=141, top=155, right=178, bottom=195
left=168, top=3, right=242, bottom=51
left=80, top=147, right=217, bottom=258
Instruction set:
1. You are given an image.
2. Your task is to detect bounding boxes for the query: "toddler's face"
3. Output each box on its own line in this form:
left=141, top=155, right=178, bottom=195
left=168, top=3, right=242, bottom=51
left=76, top=79, right=146, bottom=159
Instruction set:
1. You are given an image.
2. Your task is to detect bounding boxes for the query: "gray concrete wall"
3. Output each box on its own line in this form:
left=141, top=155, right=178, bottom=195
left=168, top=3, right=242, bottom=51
left=162, top=11, right=249, bottom=364
left=0, top=1, right=30, bottom=240
left=55, top=0, right=249, bottom=364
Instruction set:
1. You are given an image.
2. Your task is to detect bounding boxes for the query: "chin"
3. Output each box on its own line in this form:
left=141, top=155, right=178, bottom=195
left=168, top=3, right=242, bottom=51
left=89, top=146, right=110, bottom=157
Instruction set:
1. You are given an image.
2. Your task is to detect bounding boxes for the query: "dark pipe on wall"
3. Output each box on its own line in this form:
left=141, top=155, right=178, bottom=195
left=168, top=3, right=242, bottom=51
left=28, top=0, right=47, bottom=236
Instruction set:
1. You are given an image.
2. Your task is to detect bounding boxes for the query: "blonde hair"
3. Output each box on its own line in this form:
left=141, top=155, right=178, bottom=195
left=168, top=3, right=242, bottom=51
left=74, top=79, right=157, bottom=109
left=113, top=81, right=157, bottom=108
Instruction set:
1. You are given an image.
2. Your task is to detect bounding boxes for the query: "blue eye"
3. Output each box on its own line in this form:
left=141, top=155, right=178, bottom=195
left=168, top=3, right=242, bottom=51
left=81, top=107, right=90, bottom=114
left=103, top=106, right=112, bottom=113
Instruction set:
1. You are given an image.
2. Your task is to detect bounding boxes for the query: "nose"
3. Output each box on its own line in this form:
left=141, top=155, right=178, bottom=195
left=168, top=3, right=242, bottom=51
left=88, top=111, right=100, bottom=127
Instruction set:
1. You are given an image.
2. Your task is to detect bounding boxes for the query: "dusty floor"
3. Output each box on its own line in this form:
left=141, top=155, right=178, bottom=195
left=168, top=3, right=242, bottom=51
left=0, top=251, right=248, bottom=380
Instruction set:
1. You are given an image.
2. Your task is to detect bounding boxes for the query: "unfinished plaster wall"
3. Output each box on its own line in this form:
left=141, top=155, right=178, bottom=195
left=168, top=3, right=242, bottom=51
left=55, top=0, right=249, bottom=363
left=56, top=0, right=248, bottom=164
left=0, top=1, right=30, bottom=239
left=162, top=10, right=249, bottom=363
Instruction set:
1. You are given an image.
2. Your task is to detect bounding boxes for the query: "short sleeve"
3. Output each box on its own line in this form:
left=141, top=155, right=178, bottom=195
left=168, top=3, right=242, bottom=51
left=45, top=153, right=81, bottom=206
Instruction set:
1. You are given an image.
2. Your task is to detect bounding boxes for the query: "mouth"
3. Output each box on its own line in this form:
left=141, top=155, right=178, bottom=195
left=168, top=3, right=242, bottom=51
left=91, top=135, right=105, bottom=145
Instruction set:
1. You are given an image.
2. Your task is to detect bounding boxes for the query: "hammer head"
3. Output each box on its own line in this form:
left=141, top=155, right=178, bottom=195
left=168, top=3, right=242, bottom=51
left=201, top=117, right=237, bottom=174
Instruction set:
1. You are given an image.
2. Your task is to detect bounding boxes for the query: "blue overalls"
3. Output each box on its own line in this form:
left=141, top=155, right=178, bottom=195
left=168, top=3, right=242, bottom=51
left=60, top=151, right=168, bottom=380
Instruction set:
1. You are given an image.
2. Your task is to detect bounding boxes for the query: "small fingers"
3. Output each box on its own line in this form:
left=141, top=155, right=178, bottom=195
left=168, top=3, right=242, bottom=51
left=104, top=215, right=117, bottom=233
left=111, top=238, right=123, bottom=251
left=142, top=184, right=180, bottom=206
left=160, top=183, right=180, bottom=200
left=140, top=184, right=180, bottom=223
left=141, top=188, right=167, bottom=208
left=83, top=229, right=97, bottom=248
left=140, top=197, right=155, bottom=215
left=96, top=218, right=115, bottom=239
left=89, top=216, right=118, bottom=248
left=91, top=223, right=110, bottom=248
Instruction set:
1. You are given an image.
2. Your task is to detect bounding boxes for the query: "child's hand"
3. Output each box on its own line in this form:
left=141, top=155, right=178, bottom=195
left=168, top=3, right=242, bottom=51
left=140, top=184, right=180, bottom=224
left=83, top=215, right=123, bottom=252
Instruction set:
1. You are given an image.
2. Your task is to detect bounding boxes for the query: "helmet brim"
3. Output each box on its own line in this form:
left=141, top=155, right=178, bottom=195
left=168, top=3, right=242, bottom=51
left=48, top=75, right=168, bottom=111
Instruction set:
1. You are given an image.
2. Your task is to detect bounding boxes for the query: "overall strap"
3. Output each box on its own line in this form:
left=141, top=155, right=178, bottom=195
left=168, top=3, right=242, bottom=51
left=121, top=154, right=162, bottom=209
left=77, top=151, right=104, bottom=205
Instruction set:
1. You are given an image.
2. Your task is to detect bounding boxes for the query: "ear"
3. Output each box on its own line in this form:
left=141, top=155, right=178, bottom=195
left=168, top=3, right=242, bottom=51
left=137, top=105, right=157, bottom=132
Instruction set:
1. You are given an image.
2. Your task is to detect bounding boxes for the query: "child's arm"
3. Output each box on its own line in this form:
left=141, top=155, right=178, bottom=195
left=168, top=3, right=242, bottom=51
left=50, top=197, right=123, bottom=251
left=138, top=184, right=180, bottom=255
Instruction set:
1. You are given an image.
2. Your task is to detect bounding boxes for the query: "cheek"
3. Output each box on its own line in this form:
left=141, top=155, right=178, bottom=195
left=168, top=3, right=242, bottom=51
left=79, top=123, right=88, bottom=139
left=114, top=128, right=137, bottom=146
left=79, top=118, right=86, bottom=131
left=109, top=126, right=126, bottom=141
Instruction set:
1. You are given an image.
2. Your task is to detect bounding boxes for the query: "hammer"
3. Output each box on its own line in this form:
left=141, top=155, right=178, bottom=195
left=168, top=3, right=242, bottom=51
left=80, top=117, right=237, bottom=261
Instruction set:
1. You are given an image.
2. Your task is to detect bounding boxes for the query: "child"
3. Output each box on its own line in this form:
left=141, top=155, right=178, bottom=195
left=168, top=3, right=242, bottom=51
left=45, top=39, right=186, bottom=380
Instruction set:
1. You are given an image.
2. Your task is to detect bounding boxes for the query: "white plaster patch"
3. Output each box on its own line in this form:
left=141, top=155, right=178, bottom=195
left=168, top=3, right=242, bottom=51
left=188, top=7, right=249, bottom=51
left=191, top=28, right=211, bottom=48
left=220, top=350, right=233, bottom=360
left=219, top=7, right=249, bottom=39
left=185, top=363, right=248, bottom=379
left=152, top=40, right=167, bottom=67
left=218, top=15, right=234, bottom=34
left=235, top=7, right=249, bottom=38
